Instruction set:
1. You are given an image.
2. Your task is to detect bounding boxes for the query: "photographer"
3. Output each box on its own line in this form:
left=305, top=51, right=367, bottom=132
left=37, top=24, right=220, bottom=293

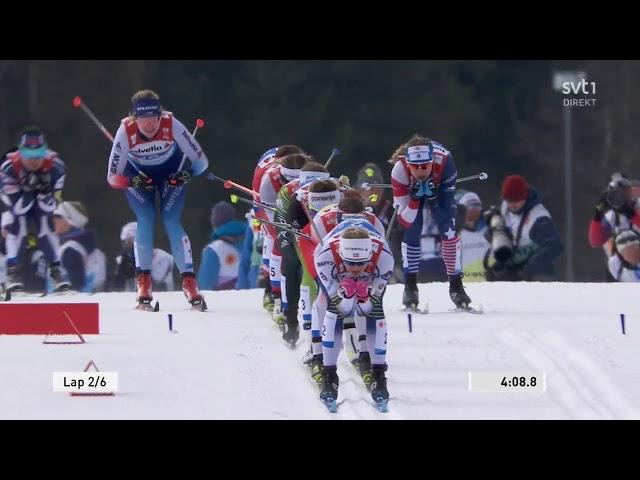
left=607, top=229, right=640, bottom=282
left=588, top=173, right=640, bottom=260
left=484, top=175, right=563, bottom=281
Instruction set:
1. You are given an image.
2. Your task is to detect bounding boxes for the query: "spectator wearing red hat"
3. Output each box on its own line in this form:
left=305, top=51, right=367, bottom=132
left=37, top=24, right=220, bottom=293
left=485, top=175, right=563, bottom=281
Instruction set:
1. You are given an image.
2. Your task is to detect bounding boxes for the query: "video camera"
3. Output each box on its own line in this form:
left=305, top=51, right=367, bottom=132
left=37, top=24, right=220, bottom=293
left=483, top=206, right=513, bottom=263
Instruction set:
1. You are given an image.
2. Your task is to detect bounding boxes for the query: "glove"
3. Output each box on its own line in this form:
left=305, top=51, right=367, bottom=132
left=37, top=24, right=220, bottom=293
left=355, top=280, right=369, bottom=301
left=21, top=172, right=51, bottom=193
left=167, top=170, right=191, bottom=187
left=410, top=181, right=427, bottom=201
left=424, top=178, right=438, bottom=205
left=339, top=277, right=358, bottom=299
left=131, top=173, right=154, bottom=190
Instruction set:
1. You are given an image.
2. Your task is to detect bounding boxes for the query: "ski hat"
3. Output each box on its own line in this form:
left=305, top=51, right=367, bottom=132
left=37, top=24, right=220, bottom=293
left=355, top=162, right=384, bottom=189
left=615, top=229, right=640, bottom=251
left=120, top=221, right=137, bottom=241
left=210, top=201, right=236, bottom=229
left=502, top=175, right=529, bottom=202
left=407, top=144, right=433, bottom=164
left=339, top=234, right=372, bottom=263
left=18, top=126, right=48, bottom=159
left=53, top=201, right=89, bottom=229
left=132, top=97, right=161, bottom=118
left=457, top=191, right=482, bottom=209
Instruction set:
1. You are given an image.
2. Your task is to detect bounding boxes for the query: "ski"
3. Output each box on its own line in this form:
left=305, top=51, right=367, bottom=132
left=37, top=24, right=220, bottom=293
left=189, top=298, right=207, bottom=312
left=401, top=303, right=429, bottom=315
left=136, top=300, right=159, bottom=312
left=450, top=304, right=484, bottom=314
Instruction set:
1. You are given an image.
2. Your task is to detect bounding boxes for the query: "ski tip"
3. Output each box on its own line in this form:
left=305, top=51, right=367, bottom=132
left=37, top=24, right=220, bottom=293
left=374, top=397, right=389, bottom=412
left=323, top=398, right=338, bottom=413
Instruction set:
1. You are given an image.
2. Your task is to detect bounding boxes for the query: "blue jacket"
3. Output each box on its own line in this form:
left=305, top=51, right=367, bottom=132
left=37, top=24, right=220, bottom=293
left=236, top=222, right=260, bottom=289
left=197, top=220, right=245, bottom=290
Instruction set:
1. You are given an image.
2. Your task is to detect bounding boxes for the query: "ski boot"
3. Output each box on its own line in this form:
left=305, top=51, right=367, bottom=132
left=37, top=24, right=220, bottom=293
left=358, top=351, right=374, bottom=390
left=136, top=270, right=157, bottom=310
left=272, top=296, right=286, bottom=331
left=449, top=274, right=471, bottom=308
left=308, top=354, right=323, bottom=386
left=320, top=366, right=339, bottom=401
left=370, top=364, right=389, bottom=401
left=49, top=262, right=71, bottom=293
left=262, top=280, right=274, bottom=313
left=282, top=309, right=300, bottom=347
left=5, top=264, right=24, bottom=293
left=182, top=272, right=207, bottom=311
left=402, top=272, right=419, bottom=309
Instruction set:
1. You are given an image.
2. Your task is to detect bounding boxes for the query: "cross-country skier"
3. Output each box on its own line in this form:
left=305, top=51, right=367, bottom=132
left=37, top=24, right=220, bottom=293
left=390, top=134, right=471, bottom=310
left=0, top=126, right=69, bottom=293
left=313, top=225, right=394, bottom=410
left=105, top=89, right=208, bottom=310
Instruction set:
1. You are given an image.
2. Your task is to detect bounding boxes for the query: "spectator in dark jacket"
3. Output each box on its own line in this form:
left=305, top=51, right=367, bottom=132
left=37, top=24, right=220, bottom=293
left=485, top=175, right=563, bottom=281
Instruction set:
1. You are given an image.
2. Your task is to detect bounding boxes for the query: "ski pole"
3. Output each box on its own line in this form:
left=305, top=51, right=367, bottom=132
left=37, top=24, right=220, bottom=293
left=230, top=194, right=278, bottom=213
left=72, top=96, right=114, bottom=142
left=207, top=173, right=258, bottom=198
left=385, top=206, right=398, bottom=242
left=360, top=172, right=488, bottom=191
left=252, top=217, right=312, bottom=241
left=324, top=147, right=340, bottom=169
left=176, top=118, right=205, bottom=173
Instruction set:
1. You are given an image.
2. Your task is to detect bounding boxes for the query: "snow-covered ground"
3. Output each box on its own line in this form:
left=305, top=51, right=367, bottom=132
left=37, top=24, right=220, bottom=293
left=0, top=282, right=638, bottom=419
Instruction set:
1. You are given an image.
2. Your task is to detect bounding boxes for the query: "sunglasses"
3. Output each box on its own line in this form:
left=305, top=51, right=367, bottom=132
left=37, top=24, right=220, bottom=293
left=409, top=162, right=432, bottom=170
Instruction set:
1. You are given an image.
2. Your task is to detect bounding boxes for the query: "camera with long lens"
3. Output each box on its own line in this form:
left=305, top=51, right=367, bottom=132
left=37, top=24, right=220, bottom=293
left=605, top=172, right=631, bottom=213
left=484, top=207, right=513, bottom=263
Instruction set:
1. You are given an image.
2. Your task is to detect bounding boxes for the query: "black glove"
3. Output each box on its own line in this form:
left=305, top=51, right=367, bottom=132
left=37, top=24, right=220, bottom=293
left=21, top=172, right=51, bottom=193
left=131, top=173, right=154, bottom=190
left=166, top=170, right=191, bottom=188
left=594, top=190, right=609, bottom=221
